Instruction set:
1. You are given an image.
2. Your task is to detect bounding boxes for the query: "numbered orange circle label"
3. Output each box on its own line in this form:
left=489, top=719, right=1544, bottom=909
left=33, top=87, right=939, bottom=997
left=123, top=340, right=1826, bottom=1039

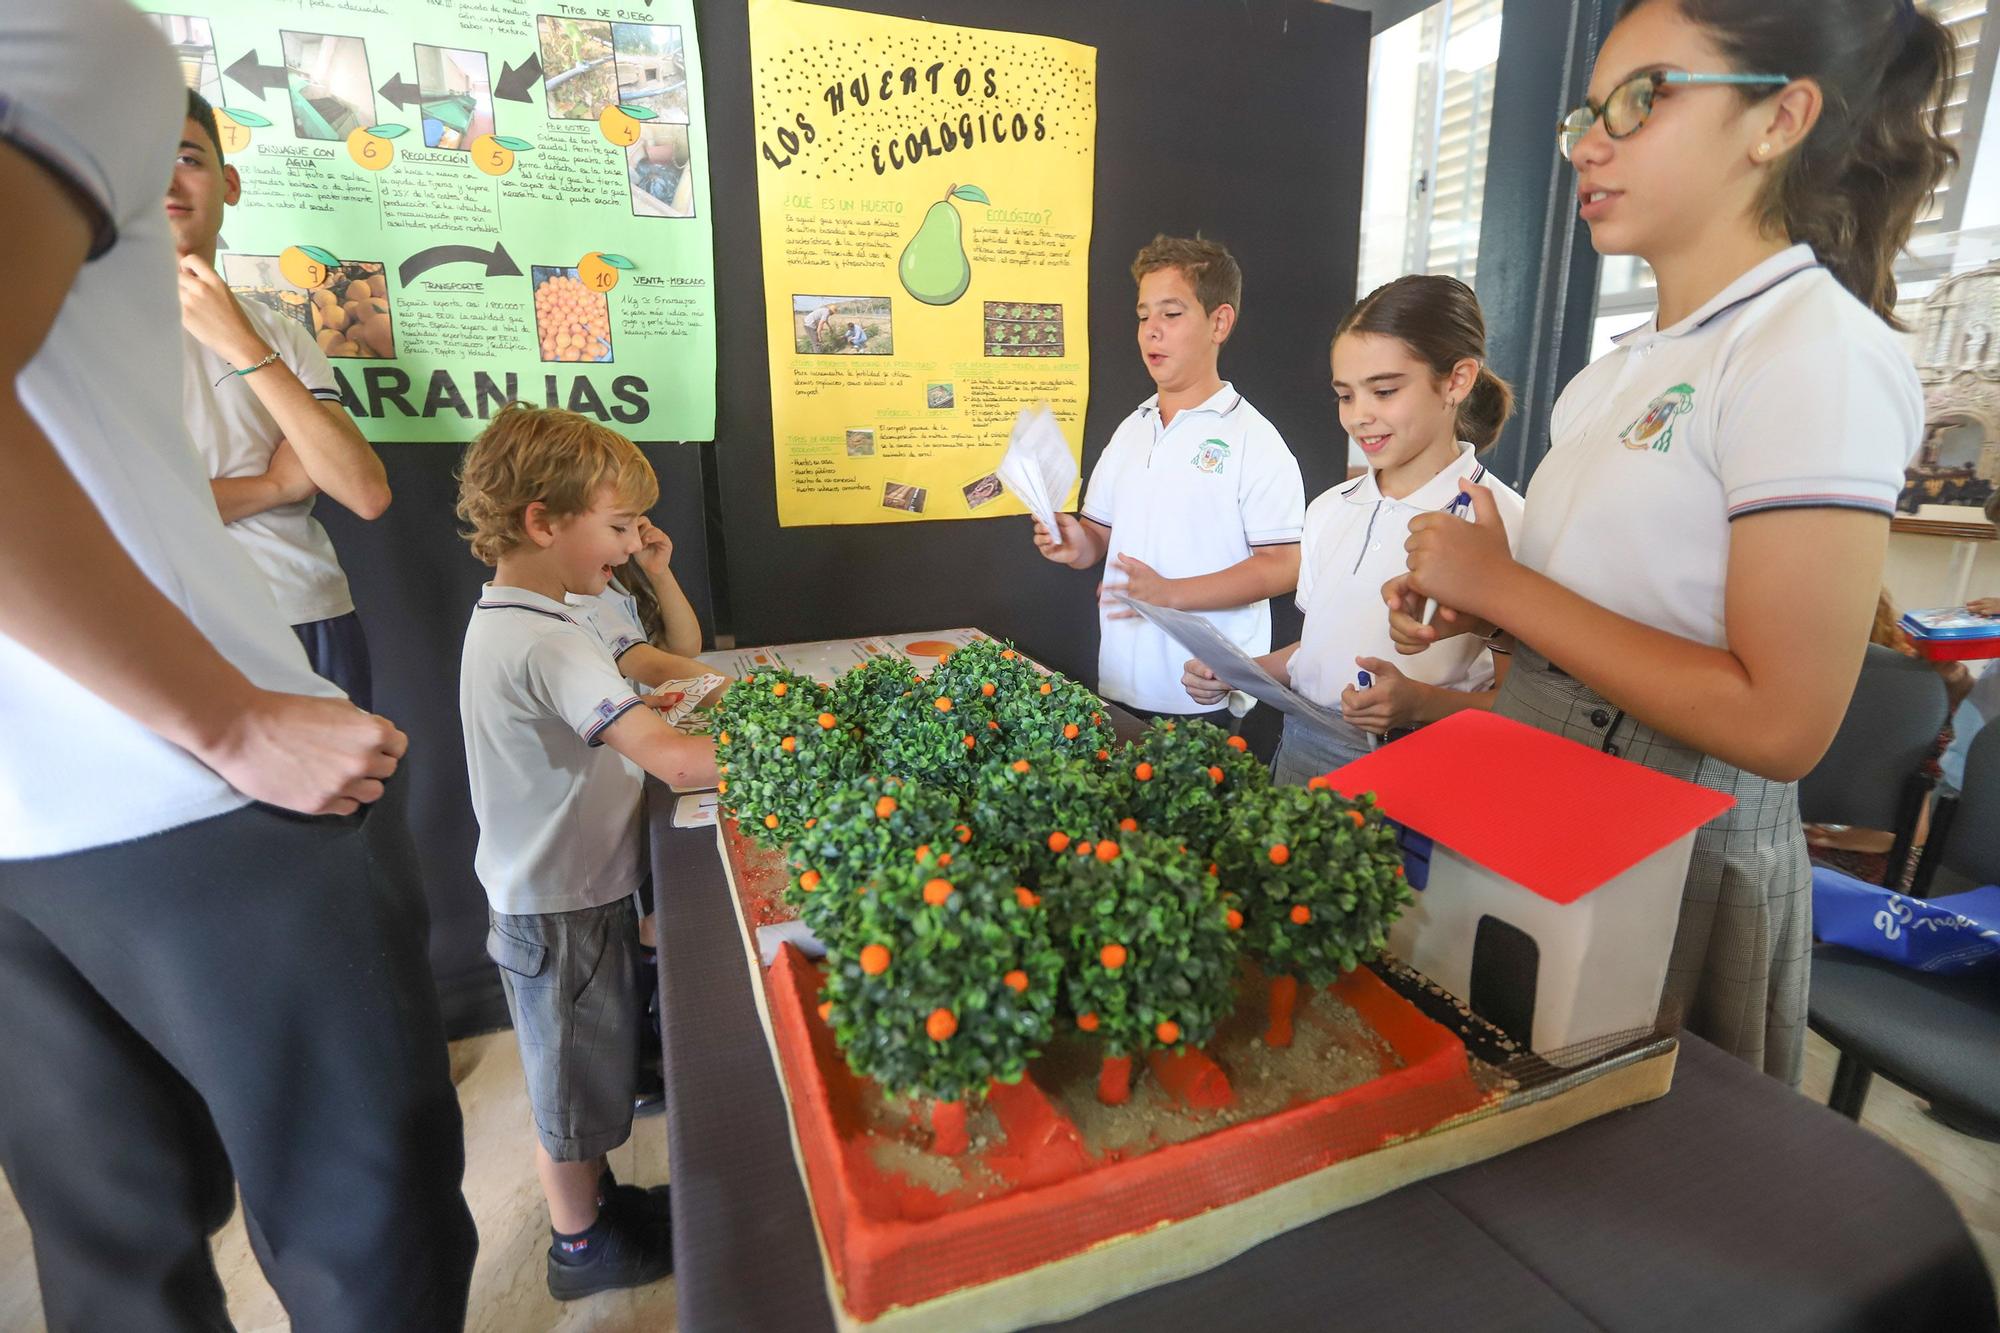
left=577, top=253, right=620, bottom=293
left=598, top=105, right=641, bottom=147
left=469, top=134, right=515, bottom=177
left=213, top=109, right=252, bottom=155
left=346, top=127, right=394, bottom=171
left=278, top=246, right=332, bottom=290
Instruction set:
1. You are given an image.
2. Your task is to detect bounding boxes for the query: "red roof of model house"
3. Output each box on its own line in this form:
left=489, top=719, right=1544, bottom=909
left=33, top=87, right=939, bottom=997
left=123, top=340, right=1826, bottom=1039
left=1327, top=711, right=1736, bottom=906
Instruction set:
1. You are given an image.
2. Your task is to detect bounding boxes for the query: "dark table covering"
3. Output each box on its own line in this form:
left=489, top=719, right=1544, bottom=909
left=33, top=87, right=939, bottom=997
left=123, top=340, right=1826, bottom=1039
left=649, top=780, right=1998, bottom=1332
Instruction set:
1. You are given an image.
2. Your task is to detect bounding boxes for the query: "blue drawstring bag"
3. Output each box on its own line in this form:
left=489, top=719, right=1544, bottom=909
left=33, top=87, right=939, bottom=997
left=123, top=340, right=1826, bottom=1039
left=1812, top=866, right=2000, bottom=973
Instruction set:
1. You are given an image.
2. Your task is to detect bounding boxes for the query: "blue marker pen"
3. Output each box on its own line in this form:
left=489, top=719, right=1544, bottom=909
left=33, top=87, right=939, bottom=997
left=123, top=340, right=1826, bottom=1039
left=1356, top=669, right=1373, bottom=689
left=1420, top=491, right=1473, bottom=627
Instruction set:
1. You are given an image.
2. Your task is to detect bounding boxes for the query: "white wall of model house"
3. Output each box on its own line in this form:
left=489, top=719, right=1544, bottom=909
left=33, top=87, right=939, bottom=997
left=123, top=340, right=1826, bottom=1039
left=1390, top=835, right=1703, bottom=1067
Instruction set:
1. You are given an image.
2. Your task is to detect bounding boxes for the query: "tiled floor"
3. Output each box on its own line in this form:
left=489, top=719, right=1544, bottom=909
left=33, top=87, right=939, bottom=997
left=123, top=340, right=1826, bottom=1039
left=3, top=1029, right=1995, bottom=1330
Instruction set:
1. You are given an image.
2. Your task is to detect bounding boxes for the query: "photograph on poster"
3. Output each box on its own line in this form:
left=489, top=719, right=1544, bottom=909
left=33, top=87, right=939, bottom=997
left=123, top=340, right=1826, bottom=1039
left=281, top=31, right=376, bottom=141
left=538, top=16, right=617, bottom=120
left=629, top=124, right=695, bottom=218
left=415, top=44, right=495, bottom=150
left=149, top=13, right=221, bottom=106
left=533, top=266, right=615, bottom=364
left=962, top=473, right=1004, bottom=509
left=793, top=295, right=893, bottom=356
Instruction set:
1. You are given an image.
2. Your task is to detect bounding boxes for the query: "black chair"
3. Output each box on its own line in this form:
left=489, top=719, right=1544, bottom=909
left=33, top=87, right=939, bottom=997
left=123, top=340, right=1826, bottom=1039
left=1810, top=714, right=2000, bottom=1135
left=1798, top=644, right=1949, bottom=886
left=1911, top=713, right=2000, bottom=897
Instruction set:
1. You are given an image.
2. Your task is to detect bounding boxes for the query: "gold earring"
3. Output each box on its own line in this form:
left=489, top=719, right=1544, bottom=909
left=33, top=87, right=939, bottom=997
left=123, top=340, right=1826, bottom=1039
left=1758, top=142, right=1772, bottom=158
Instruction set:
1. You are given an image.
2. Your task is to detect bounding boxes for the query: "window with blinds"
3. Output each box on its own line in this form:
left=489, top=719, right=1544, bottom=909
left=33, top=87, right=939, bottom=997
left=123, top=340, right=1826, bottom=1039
left=1356, top=0, right=1505, bottom=297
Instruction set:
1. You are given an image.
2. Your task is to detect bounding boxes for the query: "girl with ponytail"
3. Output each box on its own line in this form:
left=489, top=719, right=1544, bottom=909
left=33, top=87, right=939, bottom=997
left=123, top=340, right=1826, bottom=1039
left=1183, top=274, right=1525, bottom=782
left=1385, top=0, right=1954, bottom=1082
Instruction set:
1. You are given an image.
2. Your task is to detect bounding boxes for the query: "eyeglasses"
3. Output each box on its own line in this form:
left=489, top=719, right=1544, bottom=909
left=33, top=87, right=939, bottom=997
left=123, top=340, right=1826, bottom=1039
left=1558, top=70, right=1789, bottom=161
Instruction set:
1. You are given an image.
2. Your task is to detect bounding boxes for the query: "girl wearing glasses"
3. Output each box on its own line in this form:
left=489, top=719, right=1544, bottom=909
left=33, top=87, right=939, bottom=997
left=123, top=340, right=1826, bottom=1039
left=1384, top=0, right=1955, bottom=1083
left=1183, top=274, right=1525, bottom=783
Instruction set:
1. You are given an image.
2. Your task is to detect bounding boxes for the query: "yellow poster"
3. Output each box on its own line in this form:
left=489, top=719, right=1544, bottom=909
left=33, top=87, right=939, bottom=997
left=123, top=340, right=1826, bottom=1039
left=749, top=0, right=1096, bottom=527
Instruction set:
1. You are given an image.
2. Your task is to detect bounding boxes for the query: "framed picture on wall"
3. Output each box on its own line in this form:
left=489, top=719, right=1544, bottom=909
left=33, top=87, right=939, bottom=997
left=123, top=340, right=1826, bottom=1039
left=1900, top=262, right=2000, bottom=536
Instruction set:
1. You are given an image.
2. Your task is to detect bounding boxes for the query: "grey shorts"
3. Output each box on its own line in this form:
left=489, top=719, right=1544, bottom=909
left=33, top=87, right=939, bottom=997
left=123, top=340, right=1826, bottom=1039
left=487, top=895, right=641, bottom=1161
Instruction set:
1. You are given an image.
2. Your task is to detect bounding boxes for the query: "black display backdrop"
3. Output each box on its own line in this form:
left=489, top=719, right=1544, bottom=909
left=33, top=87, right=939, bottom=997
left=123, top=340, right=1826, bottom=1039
left=317, top=0, right=1367, bottom=1037
left=701, top=0, right=1367, bottom=682
left=318, top=443, right=713, bottom=1035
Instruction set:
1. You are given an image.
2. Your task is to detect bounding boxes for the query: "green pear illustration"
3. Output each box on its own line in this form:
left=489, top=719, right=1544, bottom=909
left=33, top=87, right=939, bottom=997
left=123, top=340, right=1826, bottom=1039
left=899, top=183, right=988, bottom=306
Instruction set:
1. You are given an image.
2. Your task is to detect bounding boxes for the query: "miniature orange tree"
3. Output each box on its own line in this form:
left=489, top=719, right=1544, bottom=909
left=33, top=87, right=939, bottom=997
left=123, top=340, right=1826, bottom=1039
left=963, top=750, right=1119, bottom=886
left=824, top=859, right=1063, bottom=1154
left=828, top=652, right=921, bottom=729
left=1213, top=784, right=1411, bottom=1047
left=1043, top=830, right=1238, bottom=1105
left=785, top=775, right=963, bottom=943
left=713, top=669, right=868, bottom=849
left=931, top=638, right=1116, bottom=760
left=866, top=679, right=1002, bottom=796
left=1110, top=718, right=1269, bottom=856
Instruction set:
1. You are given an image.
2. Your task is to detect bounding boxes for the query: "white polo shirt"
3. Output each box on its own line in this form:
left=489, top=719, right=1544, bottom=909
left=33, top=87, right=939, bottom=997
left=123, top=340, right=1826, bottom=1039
left=1519, top=245, right=1921, bottom=650
left=183, top=297, right=355, bottom=626
left=1081, top=383, right=1305, bottom=712
left=573, top=580, right=650, bottom=665
left=1292, top=444, right=1525, bottom=751
left=1, top=2, right=340, bottom=861
left=460, top=585, right=647, bottom=915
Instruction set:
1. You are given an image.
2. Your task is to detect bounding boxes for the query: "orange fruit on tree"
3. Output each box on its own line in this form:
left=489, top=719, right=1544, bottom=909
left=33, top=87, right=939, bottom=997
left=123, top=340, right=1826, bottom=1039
left=1077, top=1012, right=1100, bottom=1032
left=1047, top=831, right=1070, bottom=853
left=818, top=712, right=837, bottom=729
left=1348, top=809, right=1366, bottom=828
left=1039, top=682, right=1053, bottom=695
left=1291, top=905, right=1311, bottom=924
left=934, top=696, right=953, bottom=712
left=1003, top=969, right=1029, bottom=993
left=780, top=736, right=797, bottom=753
left=799, top=869, right=821, bottom=891
left=937, top=852, right=953, bottom=866
left=1225, top=908, right=1243, bottom=930
left=954, top=823, right=972, bottom=843
left=987, top=719, right=1001, bottom=732
left=1118, top=817, right=1138, bottom=832
left=1095, top=840, right=1121, bottom=862
left=716, top=779, right=728, bottom=793
left=1096, top=749, right=1111, bottom=761
left=1011, top=759, right=1032, bottom=773
left=772, top=682, right=788, bottom=696
left=1269, top=844, right=1291, bottom=865
left=1208, top=766, right=1225, bottom=784
left=763, top=814, right=779, bottom=829
left=923, top=877, right=954, bottom=905
left=805, top=818, right=818, bottom=829
left=875, top=795, right=898, bottom=818
left=962, top=734, right=976, bottom=750
left=1134, top=762, right=1154, bottom=782
left=914, top=843, right=933, bottom=862
left=818, top=1000, right=833, bottom=1022
left=719, top=730, right=731, bottom=743
left=981, top=682, right=996, bottom=696
left=1099, top=942, right=1127, bottom=970
left=1001, top=649, right=1017, bottom=660
left=1064, top=724, right=1080, bottom=740
left=1075, top=840, right=1094, bottom=857
left=926, top=1008, right=958, bottom=1041
left=1155, top=1020, right=1181, bottom=1045
left=1014, top=886, right=1040, bottom=908
left=860, top=943, right=891, bottom=975
left=1226, top=735, right=1249, bottom=751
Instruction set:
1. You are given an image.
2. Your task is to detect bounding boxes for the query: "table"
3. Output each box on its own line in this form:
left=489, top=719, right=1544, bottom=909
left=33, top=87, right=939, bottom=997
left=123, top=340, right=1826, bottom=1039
left=649, top=784, right=1998, bottom=1333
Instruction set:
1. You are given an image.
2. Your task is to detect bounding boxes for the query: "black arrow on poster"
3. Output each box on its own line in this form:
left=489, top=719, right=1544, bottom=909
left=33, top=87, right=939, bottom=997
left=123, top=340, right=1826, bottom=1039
left=398, top=242, right=523, bottom=287
left=495, top=52, right=542, bottom=103
left=224, top=51, right=287, bottom=99
left=378, top=73, right=420, bottom=110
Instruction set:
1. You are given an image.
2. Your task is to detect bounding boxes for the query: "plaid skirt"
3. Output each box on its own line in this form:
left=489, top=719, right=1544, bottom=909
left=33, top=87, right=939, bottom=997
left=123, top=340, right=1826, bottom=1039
left=1495, top=646, right=1811, bottom=1085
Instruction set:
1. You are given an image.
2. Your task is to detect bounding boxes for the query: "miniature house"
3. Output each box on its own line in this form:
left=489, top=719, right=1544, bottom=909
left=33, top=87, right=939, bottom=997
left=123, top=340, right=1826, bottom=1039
left=1327, top=712, right=1735, bottom=1067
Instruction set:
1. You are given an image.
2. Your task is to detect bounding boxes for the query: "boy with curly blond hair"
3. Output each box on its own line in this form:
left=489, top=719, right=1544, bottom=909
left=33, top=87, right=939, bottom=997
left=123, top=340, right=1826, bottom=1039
left=456, top=403, right=715, bottom=1299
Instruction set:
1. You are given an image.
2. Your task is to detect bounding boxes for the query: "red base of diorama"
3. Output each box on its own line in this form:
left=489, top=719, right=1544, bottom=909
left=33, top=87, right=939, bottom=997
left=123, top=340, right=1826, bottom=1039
left=765, top=941, right=1490, bottom=1322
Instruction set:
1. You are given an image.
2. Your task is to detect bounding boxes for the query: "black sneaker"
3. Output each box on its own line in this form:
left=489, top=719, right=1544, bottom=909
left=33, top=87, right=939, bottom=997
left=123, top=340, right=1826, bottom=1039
left=546, top=1211, right=674, bottom=1301
left=605, top=1179, right=673, bottom=1231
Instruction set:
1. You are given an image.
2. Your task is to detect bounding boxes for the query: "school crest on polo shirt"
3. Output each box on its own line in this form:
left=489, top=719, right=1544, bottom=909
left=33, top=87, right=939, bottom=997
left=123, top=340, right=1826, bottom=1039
left=1620, top=383, right=1695, bottom=453
left=1190, top=437, right=1231, bottom=473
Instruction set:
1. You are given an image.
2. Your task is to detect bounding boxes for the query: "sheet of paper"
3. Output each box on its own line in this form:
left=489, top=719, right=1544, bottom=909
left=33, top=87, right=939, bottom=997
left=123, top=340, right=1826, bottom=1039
left=650, top=674, right=728, bottom=731
left=995, top=403, right=1080, bottom=544
left=1113, top=595, right=1347, bottom=734
left=672, top=791, right=719, bottom=828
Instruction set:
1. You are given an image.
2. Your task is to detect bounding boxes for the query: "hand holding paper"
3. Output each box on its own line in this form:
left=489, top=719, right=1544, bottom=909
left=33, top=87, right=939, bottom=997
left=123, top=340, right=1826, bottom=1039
left=997, top=403, right=1079, bottom=546
left=1115, top=593, right=1345, bottom=734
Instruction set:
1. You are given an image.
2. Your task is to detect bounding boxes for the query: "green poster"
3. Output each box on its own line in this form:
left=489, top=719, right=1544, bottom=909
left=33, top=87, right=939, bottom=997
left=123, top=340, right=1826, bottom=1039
left=136, top=1, right=718, bottom=442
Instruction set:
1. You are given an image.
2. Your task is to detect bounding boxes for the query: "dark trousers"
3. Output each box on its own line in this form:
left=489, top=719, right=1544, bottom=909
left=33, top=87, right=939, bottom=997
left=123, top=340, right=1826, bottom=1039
left=0, top=781, right=476, bottom=1332
left=293, top=610, right=373, bottom=713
